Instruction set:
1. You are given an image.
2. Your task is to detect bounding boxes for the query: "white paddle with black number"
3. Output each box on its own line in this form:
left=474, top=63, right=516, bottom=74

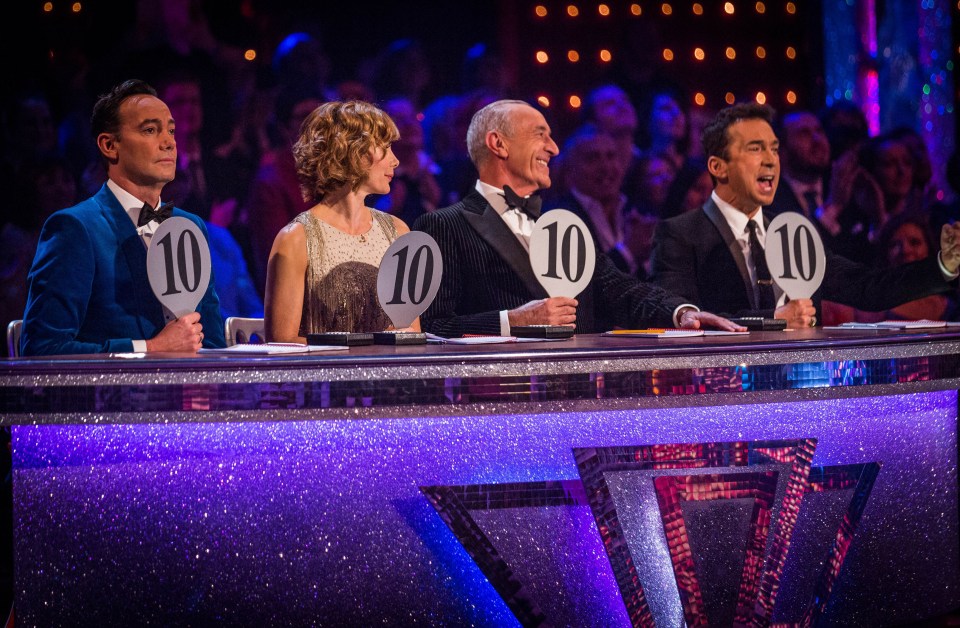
left=764, top=212, right=826, bottom=327
left=375, top=231, right=442, bottom=344
left=146, top=217, right=212, bottom=318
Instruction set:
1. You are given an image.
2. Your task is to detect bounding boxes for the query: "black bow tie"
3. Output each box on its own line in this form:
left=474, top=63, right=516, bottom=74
left=137, top=201, right=174, bottom=227
left=501, top=185, right=542, bottom=219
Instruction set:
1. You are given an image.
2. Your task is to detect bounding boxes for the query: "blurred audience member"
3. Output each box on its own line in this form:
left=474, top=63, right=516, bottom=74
left=824, top=212, right=955, bottom=324
left=767, top=110, right=831, bottom=218
left=660, top=157, right=712, bottom=220
left=1, top=90, right=60, bottom=174
left=244, top=86, right=325, bottom=299
left=633, top=154, right=675, bottom=216
left=368, top=38, right=433, bottom=110
left=0, top=156, right=77, bottom=354
left=424, top=91, right=495, bottom=205
left=155, top=68, right=253, bottom=225
left=889, top=125, right=936, bottom=207
left=637, top=84, right=689, bottom=172
left=581, top=84, right=640, bottom=176
left=547, top=129, right=648, bottom=277
left=371, top=98, right=442, bottom=225
left=272, top=31, right=334, bottom=101
left=819, top=100, right=870, bottom=162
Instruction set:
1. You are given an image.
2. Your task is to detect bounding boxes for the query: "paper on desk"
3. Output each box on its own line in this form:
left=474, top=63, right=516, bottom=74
left=199, top=342, right=348, bottom=354
left=425, top=333, right=517, bottom=344
left=602, top=329, right=704, bottom=338
left=825, top=320, right=948, bottom=331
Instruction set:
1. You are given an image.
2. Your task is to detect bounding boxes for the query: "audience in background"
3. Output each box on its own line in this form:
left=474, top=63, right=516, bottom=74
left=547, top=129, right=648, bottom=277
left=767, top=110, right=832, bottom=219
left=243, top=85, right=326, bottom=300
left=371, top=98, right=442, bottom=226
left=659, top=157, right=712, bottom=220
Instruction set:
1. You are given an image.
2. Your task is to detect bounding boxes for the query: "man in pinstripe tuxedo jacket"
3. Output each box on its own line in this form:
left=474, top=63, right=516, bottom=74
left=413, top=100, right=740, bottom=338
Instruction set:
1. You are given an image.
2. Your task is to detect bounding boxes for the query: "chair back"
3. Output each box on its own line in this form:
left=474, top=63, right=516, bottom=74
left=224, top=317, right=265, bottom=346
left=6, top=320, right=22, bottom=357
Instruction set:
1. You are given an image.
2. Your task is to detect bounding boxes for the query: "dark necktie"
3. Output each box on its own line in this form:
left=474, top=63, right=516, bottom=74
left=802, top=189, right=819, bottom=217
left=137, top=201, right=174, bottom=227
left=501, top=185, right=542, bottom=219
left=747, top=219, right=776, bottom=310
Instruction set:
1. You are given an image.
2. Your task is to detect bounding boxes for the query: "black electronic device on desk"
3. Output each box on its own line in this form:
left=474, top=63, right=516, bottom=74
left=728, top=317, right=787, bottom=331
left=306, top=332, right=375, bottom=346
left=372, top=331, right=427, bottom=345
left=510, top=325, right=576, bottom=339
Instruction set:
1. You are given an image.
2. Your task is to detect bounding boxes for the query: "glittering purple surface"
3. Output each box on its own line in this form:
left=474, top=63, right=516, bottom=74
left=12, top=391, right=959, bottom=626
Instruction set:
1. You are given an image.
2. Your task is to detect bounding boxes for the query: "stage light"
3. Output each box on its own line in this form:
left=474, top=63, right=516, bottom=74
left=567, top=5, right=579, bottom=17
left=725, top=92, right=736, bottom=104
left=71, top=2, right=81, bottom=12
left=630, top=3, right=642, bottom=15
left=663, top=49, right=674, bottom=61
left=535, top=5, right=547, bottom=17
left=786, top=90, right=797, bottom=104
left=598, top=4, right=610, bottom=16
left=756, top=92, right=767, bottom=104
left=756, top=2, right=765, bottom=13
left=244, top=49, right=256, bottom=61
left=568, top=50, right=580, bottom=62
left=43, top=2, right=53, bottom=12
left=786, top=2, right=796, bottom=14
left=693, top=3, right=704, bottom=15
left=600, top=49, right=612, bottom=62
left=756, top=46, right=767, bottom=59
left=786, top=46, right=796, bottom=59
left=537, top=96, right=551, bottom=107
left=694, top=47, right=705, bottom=61
left=569, top=95, right=582, bottom=108
left=724, top=2, right=734, bottom=14
left=726, top=46, right=736, bottom=60
left=695, top=93, right=706, bottom=106
left=662, top=3, right=673, bottom=15
left=536, top=51, right=549, bottom=63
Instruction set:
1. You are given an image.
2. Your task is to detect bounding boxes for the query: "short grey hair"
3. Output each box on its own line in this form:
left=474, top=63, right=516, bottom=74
left=466, top=99, right=529, bottom=167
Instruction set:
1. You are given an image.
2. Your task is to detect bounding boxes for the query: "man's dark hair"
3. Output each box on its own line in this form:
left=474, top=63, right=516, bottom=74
left=701, top=102, right=775, bottom=160
left=91, top=79, right=157, bottom=138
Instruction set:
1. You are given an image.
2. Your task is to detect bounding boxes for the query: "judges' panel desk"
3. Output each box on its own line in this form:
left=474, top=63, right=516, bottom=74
left=1, top=329, right=958, bottom=626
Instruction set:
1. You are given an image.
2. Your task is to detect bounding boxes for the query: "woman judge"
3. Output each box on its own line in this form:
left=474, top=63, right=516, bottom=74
left=264, top=101, right=417, bottom=342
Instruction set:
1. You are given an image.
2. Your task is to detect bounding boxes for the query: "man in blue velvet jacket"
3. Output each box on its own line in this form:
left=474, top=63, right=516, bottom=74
left=20, top=79, right=224, bottom=356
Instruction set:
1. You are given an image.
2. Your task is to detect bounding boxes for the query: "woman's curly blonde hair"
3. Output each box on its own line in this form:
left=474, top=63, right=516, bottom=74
left=293, top=100, right=400, bottom=203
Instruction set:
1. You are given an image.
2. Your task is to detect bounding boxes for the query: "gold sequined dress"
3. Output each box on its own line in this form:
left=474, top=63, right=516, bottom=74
left=293, top=209, right=398, bottom=334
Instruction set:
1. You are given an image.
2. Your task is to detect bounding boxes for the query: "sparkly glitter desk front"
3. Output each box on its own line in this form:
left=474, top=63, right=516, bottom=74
left=1, top=329, right=958, bottom=626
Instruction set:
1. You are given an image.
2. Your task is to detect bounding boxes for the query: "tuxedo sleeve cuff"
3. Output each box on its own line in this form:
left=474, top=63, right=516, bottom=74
left=499, top=311, right=511, bottom=337
left=938, top=251, right=959, bottom=280
left=672, top=304, right=699, bottom=327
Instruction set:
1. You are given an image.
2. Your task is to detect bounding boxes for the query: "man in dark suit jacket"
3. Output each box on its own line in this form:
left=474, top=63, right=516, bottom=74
left=412, top=99, right=740, bottom=337
left=649, top=103, right=960, bottom=327
left=21, top=79, right=224, bottom=356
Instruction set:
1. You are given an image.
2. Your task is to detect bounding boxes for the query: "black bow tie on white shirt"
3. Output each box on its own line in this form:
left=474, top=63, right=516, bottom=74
left=137, top=201, right=174, bottom=227
left=501, top=185, right=542, bottom=219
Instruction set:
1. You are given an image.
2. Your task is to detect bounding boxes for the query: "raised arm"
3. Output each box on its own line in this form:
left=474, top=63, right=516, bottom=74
left=263, top=222, right=309, bottom=343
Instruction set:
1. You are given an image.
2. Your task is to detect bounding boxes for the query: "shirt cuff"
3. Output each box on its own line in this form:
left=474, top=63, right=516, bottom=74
left=672, top=304, right=699, bottom=327
left=132, top=339, right=147, bottom=352
left=938, top=250, right=959, bottom=279
left=499, top=310, right=511, bottom=337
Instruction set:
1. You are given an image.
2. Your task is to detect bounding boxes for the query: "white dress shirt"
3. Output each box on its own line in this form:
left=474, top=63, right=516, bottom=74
left=107, top=179, right=173, bottom=350
left=711, top=191, right=787, bottom=308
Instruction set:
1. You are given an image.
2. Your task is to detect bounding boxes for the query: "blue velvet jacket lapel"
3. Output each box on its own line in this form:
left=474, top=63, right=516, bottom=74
left=93, top=185, right=162, bottom=334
